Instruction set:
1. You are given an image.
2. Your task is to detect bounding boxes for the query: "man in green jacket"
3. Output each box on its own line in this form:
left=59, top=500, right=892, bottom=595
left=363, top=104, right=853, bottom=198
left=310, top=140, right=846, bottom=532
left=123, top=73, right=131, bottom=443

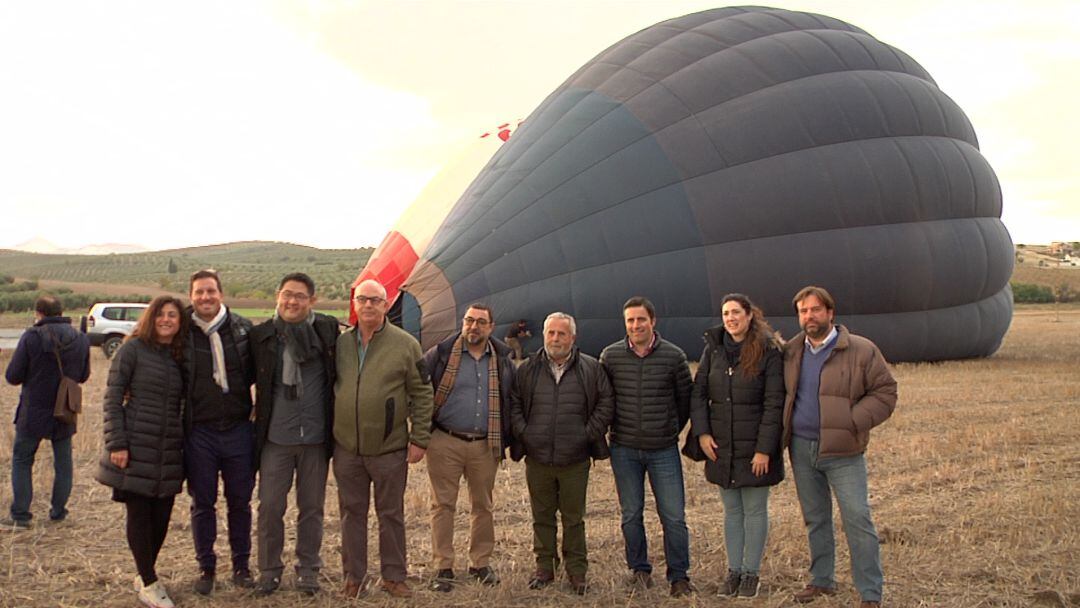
left=333, top=279, right=433, bottom=600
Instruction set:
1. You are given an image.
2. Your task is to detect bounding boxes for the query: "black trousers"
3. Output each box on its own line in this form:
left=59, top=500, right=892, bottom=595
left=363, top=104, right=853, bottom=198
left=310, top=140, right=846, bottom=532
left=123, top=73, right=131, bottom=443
left=125, top=495, right=176, bottom=586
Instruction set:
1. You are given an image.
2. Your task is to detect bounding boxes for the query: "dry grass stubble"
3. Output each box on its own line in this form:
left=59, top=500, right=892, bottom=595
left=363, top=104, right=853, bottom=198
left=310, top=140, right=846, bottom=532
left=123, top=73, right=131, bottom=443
left=1, top=309, right=1078, bottom=607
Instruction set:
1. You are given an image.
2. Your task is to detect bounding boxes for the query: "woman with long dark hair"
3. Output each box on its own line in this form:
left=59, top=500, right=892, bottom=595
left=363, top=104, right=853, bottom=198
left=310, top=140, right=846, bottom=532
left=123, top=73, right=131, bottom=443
left=95, top=296, right=187, bottom=608
left=690, top=293, right=785, bottom=598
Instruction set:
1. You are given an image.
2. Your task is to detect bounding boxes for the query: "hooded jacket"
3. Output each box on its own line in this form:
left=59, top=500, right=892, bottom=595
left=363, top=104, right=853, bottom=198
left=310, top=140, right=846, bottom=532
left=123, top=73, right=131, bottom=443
left=95, top=338, right=185, bottom=498
left=690, top=327, right=785, bottom=488
left=5, top=317, right=90, bottom=440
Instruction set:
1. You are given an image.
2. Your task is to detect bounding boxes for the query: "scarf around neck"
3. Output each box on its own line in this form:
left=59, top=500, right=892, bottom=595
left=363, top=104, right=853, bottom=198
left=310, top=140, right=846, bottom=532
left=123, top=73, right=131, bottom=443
left=273, top=310, right=320, bottom=400
left=192, top=305, right=229, bottom=392
left=433, top=334, right=502, bottom=456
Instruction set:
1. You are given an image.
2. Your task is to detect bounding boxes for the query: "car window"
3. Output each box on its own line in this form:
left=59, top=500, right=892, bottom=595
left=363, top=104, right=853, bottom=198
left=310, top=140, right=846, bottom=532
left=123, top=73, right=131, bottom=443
left=125, top=308, right=145, bottom=322
left=102, top=307, right=124, bottom=321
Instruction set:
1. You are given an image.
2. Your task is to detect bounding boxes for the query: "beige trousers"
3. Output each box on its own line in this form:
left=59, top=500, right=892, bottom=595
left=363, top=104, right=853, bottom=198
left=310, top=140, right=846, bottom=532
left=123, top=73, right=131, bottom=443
left=426, top=429, right=499, bottom=570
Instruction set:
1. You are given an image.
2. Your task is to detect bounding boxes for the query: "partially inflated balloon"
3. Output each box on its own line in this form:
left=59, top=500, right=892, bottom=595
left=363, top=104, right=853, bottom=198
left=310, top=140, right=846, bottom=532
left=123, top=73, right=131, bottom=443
left=378, top=6, right=1012, bottom=362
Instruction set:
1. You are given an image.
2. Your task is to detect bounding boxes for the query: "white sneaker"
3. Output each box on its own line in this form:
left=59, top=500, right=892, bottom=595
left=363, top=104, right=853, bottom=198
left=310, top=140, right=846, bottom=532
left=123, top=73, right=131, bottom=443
left=138, top=580, right=175, bottom=608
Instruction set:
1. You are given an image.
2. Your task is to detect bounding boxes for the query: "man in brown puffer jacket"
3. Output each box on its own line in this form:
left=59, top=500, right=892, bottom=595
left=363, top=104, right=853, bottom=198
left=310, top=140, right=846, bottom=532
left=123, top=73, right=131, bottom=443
left=781, top=286, right=897, bottom=608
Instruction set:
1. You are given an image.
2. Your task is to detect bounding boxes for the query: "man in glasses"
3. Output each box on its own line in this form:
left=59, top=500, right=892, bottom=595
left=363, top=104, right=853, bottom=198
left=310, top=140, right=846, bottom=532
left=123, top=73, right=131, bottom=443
left=249, top=273, right=340, bottom=596
left=333, top=279, right=433, bottom=600
left=420, top=303, right=516, bottom=592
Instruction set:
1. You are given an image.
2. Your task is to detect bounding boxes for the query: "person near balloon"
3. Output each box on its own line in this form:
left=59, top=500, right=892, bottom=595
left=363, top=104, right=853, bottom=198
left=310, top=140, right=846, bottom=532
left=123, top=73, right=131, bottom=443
left=782, top=286, right=896, bottom=607
left=249, top=273, right=339, bottom=596
left=421, top=303, right=516, bottom=592
left=504, top=319, right=531, bottom=361
left=509, top=312, right=614, bottom=595
left=95, top=296, right=187, bottom=608
left=333, top=279, right=433, bottom=599
left=689, top=293, right=785, bottom=599
left=598, top=297, right=695, bottom=597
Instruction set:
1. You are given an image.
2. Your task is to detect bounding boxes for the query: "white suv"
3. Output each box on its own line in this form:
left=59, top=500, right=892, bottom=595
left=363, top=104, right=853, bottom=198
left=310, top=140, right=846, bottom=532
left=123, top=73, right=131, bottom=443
left=80, top=302, right=149, bottom=358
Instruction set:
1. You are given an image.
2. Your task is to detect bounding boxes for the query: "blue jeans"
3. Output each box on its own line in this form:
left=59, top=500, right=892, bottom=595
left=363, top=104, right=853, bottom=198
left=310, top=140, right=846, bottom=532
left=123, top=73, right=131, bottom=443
left=10, top=431, right=73, bottom=522
left=719, top=485, right=770, bottom=574
left=789, top=437, right=883, bottom=602
left=184, top=423, right=256, bottom=572
left=610, top=444, right=690, bottom=583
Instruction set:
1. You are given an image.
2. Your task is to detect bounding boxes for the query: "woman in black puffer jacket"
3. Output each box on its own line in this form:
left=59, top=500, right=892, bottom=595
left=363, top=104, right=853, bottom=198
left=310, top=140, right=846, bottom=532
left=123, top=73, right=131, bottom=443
left=95, top=296, right=186, bottom=608
left=689, top=293, right=784, bottom=599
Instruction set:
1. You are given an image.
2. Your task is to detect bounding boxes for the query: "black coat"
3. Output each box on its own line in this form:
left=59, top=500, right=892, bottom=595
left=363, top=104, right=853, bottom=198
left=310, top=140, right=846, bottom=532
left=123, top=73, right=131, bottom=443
left=5, top=317, right=90, bottom=441
left=95, top=339, right=185, bottom=498
left=182, top=307, right=253, bottom=432
left=690, top=328, right=785, bottom=488
left=422, top=333, right=516, bottom=455
left=509, top=348, right=614, bottom=465
left=599, top=334, right=692, bottom=450
left=250, top=313, right=339, bottom=465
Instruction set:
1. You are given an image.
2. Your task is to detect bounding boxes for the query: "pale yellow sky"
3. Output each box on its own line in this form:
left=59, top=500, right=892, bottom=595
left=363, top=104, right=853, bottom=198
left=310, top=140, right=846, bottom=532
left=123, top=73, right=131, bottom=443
left=1, top=0, right=1076, bottom=250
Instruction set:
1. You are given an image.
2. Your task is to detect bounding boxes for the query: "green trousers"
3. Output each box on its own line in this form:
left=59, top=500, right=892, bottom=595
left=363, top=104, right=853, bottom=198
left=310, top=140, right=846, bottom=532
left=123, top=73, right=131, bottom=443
left=524, top=458, right=591, bottom=576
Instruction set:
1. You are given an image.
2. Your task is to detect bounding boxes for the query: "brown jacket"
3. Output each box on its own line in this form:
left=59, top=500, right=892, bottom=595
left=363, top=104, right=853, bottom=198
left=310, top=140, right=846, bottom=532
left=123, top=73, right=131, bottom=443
left=782, top=325, right=897, bottom=458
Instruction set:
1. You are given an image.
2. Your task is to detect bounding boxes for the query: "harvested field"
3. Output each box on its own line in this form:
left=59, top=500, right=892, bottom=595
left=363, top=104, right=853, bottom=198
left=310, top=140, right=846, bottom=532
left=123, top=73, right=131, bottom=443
left=1, top=309, right=1077, bottom=607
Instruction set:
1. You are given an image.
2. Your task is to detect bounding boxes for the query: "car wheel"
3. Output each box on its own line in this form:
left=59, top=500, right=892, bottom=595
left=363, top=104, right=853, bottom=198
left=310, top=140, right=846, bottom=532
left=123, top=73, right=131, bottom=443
left=103, top=336, right=123, bottom=359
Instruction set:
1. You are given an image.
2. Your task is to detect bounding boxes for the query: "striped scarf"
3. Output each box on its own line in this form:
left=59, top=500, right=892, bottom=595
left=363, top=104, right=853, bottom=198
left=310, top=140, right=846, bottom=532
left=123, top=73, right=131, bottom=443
left=433, top=334, right=502, bottom=455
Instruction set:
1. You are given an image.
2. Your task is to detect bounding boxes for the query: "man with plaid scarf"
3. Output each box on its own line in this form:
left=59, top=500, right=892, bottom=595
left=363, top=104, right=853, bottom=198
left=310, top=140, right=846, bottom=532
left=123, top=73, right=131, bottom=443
left=421, top=303, right=516, bottom=592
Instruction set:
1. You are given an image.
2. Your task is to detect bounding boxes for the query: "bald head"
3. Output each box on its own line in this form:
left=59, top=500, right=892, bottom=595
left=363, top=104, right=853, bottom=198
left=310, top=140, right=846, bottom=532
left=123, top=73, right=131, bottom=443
left=354, top=279, right=389, bottom=330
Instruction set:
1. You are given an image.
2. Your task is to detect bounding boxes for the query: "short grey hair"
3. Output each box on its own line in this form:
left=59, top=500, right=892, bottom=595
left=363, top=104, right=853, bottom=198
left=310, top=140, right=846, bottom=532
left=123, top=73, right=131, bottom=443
left=543, top=311, right=576, bottom=336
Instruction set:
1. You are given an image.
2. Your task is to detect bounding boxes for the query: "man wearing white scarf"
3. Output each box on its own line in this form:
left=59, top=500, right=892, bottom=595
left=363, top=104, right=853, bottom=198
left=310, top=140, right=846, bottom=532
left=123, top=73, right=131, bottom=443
left=182, top=269, right=256, bottom=597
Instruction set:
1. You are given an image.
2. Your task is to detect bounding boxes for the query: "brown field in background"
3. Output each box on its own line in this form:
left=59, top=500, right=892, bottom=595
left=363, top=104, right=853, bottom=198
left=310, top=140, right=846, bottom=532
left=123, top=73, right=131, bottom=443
left=0, top=309, right=1077, bottom=607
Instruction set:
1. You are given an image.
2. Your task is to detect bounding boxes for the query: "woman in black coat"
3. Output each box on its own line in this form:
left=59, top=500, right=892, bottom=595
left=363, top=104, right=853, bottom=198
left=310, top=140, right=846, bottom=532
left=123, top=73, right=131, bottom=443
left=689, top=293, right=784, bottom=599
left=94, top=296, right=186, bottom=608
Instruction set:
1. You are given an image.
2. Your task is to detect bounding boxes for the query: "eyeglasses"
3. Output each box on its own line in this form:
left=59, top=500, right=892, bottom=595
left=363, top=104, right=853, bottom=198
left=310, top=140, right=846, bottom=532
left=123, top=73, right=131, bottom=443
left=354, top=295, right=386, bottom=305
left=279, top=291, right=311, bottom=302
left=463, top=316, right=490, bottom=327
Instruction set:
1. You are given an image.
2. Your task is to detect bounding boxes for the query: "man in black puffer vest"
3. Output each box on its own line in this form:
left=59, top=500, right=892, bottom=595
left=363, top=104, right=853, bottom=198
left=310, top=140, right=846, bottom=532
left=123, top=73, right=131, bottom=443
left=599, top=297, right=694, bottom=597
left=182, top=269, right=256, bottom=595
left=510, top=312, right=614, bottom=596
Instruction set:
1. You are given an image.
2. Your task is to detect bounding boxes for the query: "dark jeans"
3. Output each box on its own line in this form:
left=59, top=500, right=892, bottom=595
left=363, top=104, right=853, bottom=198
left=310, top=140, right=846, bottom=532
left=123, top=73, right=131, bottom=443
left=10, top=431, right=72, bottom=522
left=609, top=444, right=690, bottom=583
left=524, top=458, right=591, bottom=576
left=126, top=495, right=176, bottom=586
left=184, top=422, right=256, bottom=573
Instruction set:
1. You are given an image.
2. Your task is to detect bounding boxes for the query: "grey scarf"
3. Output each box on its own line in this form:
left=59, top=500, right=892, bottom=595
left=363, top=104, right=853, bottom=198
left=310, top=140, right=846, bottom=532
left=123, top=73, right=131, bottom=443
left=273, top=310, right=320, bottom=400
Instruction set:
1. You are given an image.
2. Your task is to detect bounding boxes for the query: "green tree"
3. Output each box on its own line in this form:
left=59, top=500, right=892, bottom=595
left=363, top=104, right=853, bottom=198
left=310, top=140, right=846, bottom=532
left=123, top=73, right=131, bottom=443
left=167, top=258, right=178, bottom=274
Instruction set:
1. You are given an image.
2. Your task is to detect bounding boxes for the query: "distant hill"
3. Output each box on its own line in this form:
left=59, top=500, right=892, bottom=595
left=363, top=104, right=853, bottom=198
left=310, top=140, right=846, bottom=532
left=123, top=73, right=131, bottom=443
left=0, top=241, right=372, bottom=301
left=11, top=237, right=150, bottom=255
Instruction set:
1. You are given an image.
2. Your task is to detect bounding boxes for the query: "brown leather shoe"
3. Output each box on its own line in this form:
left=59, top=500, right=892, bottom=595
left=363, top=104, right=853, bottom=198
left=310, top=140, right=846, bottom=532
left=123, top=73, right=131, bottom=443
left=794, top=584, right=837, bottom=603
left=630, top=570, right=653, bottom=590
left=381, top=579, right=413, bottom=598
left=670, top=579, right=695, bottom=597
left=527, top=569, right=554, bottom=590
left=342, top=579, right=363, bottom=599
left=568, top=574, right=588, bottom=595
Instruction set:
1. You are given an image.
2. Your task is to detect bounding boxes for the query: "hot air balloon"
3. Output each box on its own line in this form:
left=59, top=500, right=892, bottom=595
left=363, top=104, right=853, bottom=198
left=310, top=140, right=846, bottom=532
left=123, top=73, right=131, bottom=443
left=356, top=6, right=1013, bottom=363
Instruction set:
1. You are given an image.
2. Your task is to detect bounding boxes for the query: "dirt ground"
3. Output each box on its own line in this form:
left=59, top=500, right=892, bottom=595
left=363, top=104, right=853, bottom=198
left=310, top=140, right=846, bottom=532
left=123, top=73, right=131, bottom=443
left=0, top=309, right=1077, bottom=607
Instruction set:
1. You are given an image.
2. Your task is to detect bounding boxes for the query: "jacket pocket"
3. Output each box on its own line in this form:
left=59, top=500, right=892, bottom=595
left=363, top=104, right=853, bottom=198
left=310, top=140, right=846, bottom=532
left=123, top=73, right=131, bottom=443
left=384, top=398, right=395, bottom=440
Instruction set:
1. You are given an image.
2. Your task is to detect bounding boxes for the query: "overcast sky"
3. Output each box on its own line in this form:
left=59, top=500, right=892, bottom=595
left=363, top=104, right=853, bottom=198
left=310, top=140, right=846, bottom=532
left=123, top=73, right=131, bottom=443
left=1, top=0, right=1076, bottom=251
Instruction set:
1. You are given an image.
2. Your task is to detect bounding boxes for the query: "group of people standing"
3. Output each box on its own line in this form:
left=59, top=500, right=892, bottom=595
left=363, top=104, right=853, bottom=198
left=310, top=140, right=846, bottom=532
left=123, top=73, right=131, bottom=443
left=4, top=271, right=897, bottom=608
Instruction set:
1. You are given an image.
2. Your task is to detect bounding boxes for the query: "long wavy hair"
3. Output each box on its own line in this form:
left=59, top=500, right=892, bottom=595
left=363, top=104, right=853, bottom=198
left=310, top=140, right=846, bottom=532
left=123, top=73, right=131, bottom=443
left=130, top=295, right=187, bottom=362
left=721, top=293, right=779, bottom=379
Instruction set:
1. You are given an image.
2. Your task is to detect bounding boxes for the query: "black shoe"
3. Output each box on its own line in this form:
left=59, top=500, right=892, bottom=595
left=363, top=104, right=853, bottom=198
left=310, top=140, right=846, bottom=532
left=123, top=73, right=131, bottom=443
left=0, top=517, right=30, bottom=530
left=721, top=570, right=741, bottom=596
left=430, top=569, right=455, bottom=592
left=254, top=575, right=280, bottom=597
left=737, top=574, right=760, bottom=598
left=232, top=568, right=256, bottom=589
left=468, top=566, right=500, bottom=585
left=296, top=572, right=320, bottom=595
left=194, top=570, right=215, bottom=595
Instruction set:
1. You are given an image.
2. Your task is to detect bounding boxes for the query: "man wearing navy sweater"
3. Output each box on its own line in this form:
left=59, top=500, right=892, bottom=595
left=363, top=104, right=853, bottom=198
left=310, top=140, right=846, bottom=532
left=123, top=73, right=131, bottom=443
left=781, top=286, right=897, bottom=608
